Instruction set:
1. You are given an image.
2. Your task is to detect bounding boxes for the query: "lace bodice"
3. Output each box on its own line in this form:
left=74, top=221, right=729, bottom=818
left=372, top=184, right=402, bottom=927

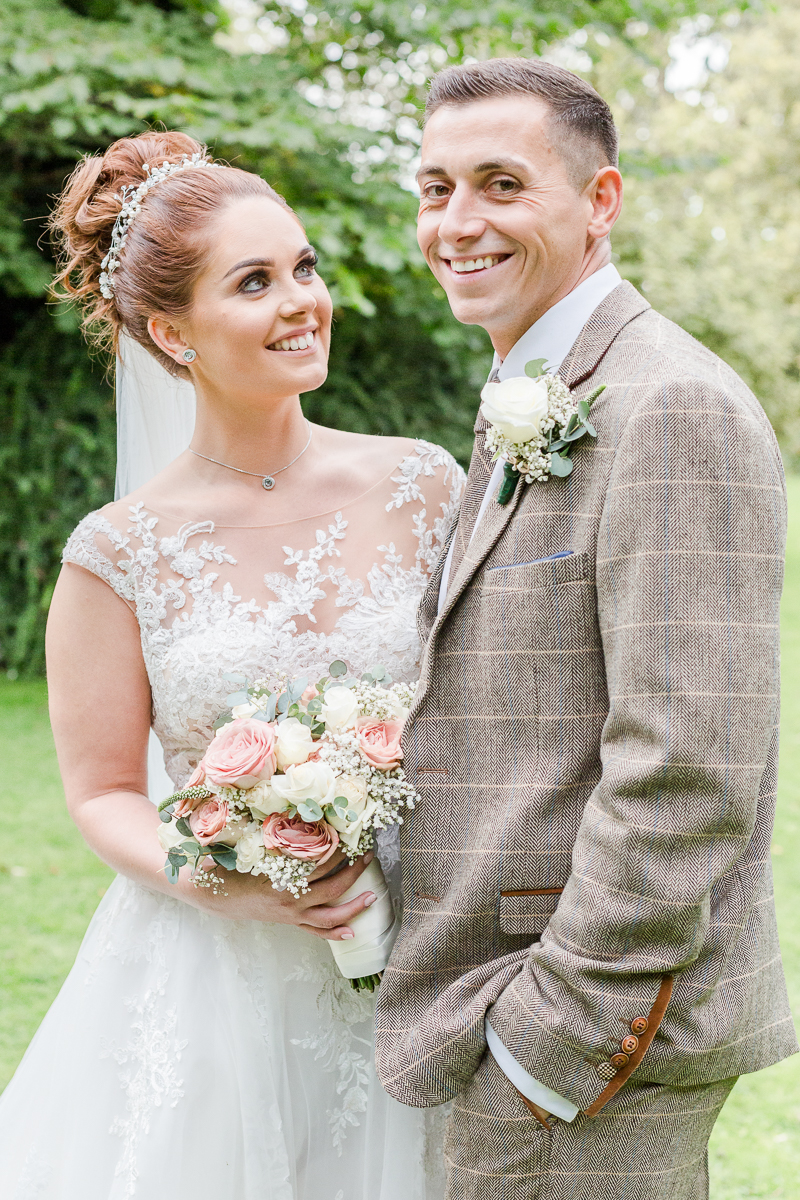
left=63, top=439, right=464, bottom=788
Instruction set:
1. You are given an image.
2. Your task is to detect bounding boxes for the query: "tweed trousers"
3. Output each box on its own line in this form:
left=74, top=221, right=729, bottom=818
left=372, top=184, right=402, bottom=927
left=444, top=1055, right=735, bottom=1200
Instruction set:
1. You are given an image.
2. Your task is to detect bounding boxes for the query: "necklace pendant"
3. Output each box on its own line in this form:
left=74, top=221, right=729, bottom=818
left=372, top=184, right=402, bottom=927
left=262, top=476, right=276, bottom=491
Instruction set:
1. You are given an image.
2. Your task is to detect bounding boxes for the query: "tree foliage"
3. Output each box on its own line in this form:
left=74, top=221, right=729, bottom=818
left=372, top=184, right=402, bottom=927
left=0, top=0, right=745, bottom=672
left=593, top=6, right=800, bottom=462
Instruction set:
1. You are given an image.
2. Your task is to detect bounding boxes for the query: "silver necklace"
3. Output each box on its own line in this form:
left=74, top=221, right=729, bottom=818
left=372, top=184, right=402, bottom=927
left=189, top=420, right=313, bottom=491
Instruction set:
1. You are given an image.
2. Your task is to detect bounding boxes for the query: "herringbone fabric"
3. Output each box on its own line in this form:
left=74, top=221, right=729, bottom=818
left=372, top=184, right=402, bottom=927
left=375, top=284, right=797, bottom=1154
left=444, top=1054, right=735, bottom=1200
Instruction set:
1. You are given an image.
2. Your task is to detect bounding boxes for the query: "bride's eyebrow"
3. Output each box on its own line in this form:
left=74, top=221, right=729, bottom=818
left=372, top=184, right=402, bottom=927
left=222, top=246, right=316, bottom=281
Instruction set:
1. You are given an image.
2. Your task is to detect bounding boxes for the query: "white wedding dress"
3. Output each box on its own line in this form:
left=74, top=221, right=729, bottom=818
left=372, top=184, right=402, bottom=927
left=0, top=438, right=463, bottom=1200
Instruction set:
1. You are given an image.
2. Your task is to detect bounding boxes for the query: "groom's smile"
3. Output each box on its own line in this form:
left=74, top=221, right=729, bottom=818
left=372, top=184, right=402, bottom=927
left=416, top=95, right=621, bottom=358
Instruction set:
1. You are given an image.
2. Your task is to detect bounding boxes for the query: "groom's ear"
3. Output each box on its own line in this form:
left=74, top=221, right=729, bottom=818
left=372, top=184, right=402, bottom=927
left=147, top=315, right=189, bottom=366
left=585, top=166, right=623, bottom=242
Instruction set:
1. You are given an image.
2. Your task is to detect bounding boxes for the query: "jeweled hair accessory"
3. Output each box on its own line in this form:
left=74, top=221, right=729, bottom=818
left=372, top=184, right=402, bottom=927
left=99, top=152, right=226, bottom=300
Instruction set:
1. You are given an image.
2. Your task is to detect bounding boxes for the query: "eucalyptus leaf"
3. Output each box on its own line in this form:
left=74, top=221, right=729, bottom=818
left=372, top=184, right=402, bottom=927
left=524, top=357, right=547, bottom=378
left=180, top=839, right=200, bottom=855
left=288, top=702, right=301, bottom=718
left=577, top=399, right=590, bottom=421
left=329, top=660, right=348, bottom=678
left=564, top=412, right=579, bottom=436
left=548, top=438, right=567, bottom=453
left=213, top=713, right=233, bottom=731
left=583, top=419, right=597, bottom=438
left=167, top=849, right=187, bottom=867
left=165, top=861, right=180, bottom=885
left=550, top=452, right=574, bottom=477
left=276, top=693, right=289, bottom=715
left=562, top=424, right=589, bottom=443
left=306, top=697, right=323, bottom=715
left=263, top=694, right=278, bottom=722
left=361, top=672, right=375, bottom=683
left=209, top=847, right=237, bottom=871
left=222, top=672, right=248, bottom=684
left=175, top=817, right=193, bottom=837
left=300, top=713, right=314, bottom=727
left=158, top=809, right=173, bottom=824
left=311, top=722, right=326, bottom=738
left=297, top=800, right=323, bottom=822
left=225, top=690, right=250, bottom=707
left=289, top=676, right=309, bottom=702
left=252, top=711, right=272, bottom=722
left=368, top=664, right=386, bottom=680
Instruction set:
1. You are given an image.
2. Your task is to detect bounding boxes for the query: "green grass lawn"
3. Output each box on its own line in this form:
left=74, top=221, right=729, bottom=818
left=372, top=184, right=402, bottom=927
left=1, top=486, right=800, bottom=1196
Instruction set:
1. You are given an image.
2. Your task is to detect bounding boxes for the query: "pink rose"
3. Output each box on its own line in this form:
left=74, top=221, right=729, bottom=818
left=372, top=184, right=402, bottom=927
left=355, top=716, right=403, bottom=771
left=262, top=813, right=339, bottom=864
left=189, top=798, right=230, bottom=846
left=201, top=718, right=277, bottom=788
left=301, top=683, right=318, bottom=706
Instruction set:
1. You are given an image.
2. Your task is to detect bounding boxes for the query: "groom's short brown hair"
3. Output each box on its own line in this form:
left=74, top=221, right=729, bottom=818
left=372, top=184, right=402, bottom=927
left=425, top=58, right=618, bottom=188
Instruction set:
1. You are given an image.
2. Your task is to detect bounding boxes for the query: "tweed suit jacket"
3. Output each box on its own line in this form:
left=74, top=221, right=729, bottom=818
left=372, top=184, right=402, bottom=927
left=374, top=282, right=798, bottom=1118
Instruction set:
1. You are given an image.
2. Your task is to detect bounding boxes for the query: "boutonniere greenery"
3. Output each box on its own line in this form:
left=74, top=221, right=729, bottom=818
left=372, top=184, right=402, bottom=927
left=480, top=358, right=606, bottom=505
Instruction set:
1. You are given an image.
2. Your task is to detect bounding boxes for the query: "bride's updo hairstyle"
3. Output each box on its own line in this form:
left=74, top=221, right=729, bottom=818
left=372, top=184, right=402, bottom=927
left=50, top=130, right=292, bottom=377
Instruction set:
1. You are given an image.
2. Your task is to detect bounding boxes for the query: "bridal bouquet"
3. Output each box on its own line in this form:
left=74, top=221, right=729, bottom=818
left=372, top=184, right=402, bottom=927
left=156, top=661, right=418, bottom=991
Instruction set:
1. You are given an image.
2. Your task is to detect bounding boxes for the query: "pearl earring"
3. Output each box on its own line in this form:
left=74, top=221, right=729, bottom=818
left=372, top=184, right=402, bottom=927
left=182, top=349, right=197, bottom=363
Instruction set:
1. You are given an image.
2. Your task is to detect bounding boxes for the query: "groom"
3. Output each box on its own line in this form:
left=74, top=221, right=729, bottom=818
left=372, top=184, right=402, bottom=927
left=375, top=57, right=797, bottom=1197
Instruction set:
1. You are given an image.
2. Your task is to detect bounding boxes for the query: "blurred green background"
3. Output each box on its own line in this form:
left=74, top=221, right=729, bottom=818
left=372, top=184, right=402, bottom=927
left=1, top=0, right=799, bottom=1192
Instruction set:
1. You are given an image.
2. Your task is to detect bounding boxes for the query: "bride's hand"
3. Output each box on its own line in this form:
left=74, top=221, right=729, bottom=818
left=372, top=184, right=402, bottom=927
left=186, top=851, right=377, bottom=940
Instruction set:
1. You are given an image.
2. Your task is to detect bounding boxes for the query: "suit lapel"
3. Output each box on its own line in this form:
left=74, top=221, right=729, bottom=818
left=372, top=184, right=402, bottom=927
left=431, top=282, right=651, bottom=634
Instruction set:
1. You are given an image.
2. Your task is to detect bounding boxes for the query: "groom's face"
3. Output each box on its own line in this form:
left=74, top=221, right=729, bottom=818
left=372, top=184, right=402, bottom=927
left=417, top=95, right=601, bottom=356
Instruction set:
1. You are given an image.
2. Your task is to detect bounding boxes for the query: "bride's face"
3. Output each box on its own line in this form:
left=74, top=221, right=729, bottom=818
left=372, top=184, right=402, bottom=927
left=165, top=195, right=333, bottom=403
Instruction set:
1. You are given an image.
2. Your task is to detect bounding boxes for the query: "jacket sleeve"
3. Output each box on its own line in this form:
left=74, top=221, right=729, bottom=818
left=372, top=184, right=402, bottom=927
left=485, top=377, right=786, bottom=1113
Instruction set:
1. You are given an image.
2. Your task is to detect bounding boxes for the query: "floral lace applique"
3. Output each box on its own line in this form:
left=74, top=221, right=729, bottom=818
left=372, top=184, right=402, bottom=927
left=62, top=441, right=464, bottom=792
left=285, top=951, right=375, bottom=1154
left=101, top=976, right=187, bottom=1197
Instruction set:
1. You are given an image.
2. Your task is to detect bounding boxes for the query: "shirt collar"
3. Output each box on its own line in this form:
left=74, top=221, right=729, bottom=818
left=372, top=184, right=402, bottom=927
left=493, top=263, right=622, bottom=382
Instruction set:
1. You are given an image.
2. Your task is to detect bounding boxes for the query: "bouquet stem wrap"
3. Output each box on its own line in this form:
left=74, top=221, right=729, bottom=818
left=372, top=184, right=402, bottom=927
left=328, top=858, right=399, bottom=980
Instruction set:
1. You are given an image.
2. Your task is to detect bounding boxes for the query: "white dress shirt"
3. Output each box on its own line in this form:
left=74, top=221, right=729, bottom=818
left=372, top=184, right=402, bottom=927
left=435, top=262, right=622, bottom=1120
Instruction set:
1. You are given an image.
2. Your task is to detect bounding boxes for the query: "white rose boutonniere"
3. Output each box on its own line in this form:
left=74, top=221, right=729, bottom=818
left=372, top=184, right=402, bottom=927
left=480, top=357, right=606, bottom=504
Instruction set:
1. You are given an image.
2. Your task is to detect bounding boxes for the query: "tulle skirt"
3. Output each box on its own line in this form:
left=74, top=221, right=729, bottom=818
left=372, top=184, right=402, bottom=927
left=0, top=875, right=446, bottom=1199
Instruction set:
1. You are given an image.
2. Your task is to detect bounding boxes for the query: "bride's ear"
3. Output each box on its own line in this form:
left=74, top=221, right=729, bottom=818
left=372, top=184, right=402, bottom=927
left=147, top=315, right=191, bottom=366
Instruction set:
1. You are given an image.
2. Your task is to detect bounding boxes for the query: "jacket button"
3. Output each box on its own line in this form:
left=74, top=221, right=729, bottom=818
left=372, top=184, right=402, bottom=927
left=610, top=1053, right=629, bottom=1070
left=621, top=1035, right=639, bottom=1054
left=630, top=1017, right=648, bottom=1035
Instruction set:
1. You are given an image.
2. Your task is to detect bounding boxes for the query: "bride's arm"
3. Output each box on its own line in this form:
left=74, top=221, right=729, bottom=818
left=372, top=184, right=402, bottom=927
left=46, top=562, right=375, bottom=939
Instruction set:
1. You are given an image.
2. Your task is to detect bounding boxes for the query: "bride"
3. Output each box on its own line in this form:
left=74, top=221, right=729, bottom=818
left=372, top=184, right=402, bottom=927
left=0, top=130, right=463, bottom=1198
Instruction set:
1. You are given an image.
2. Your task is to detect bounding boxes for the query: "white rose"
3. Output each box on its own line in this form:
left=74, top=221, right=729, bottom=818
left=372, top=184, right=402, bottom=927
left=247, top=779, right=291, bottom=818
left=231, top=700, right=259, bottom=720
left=275, top=717, right=315, bottom=769
left=270, top=760, right=337, bottom=809
left=320, top=685, right=359, bottom=732
left=333, top=773, right=369, bottom=814
left=157, top=820, right=188, bottom=853
left=234, top=823, right=267, bottom=873
left=480, top=375, right=549, bottom=444
left=330, top=798, right=378, bottom=850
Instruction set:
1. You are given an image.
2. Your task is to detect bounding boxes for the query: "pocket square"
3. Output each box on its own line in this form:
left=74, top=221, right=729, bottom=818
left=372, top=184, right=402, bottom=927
left=488, top=551, right=574, bottom=571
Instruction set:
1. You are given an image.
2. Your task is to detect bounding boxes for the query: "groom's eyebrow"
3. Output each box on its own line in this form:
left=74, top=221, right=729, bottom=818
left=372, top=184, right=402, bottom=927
left=417, top=157, right=528, bottom=180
